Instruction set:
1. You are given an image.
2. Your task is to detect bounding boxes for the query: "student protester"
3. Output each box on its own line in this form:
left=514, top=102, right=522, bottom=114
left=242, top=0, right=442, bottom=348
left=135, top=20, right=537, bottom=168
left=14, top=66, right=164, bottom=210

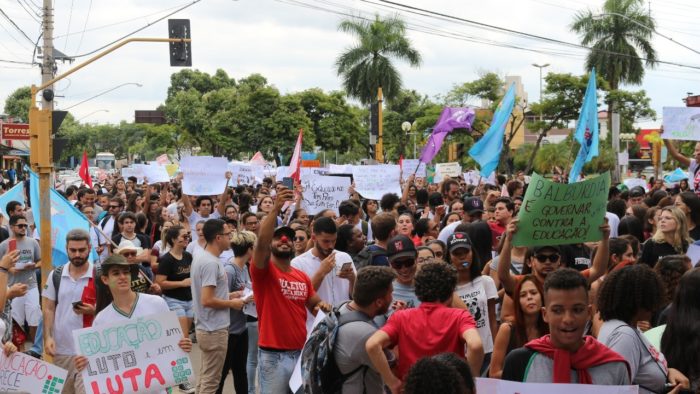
left=75, top=255, right=193, bottom=394
left=42, top=230, right=95, bottom=394
left=250, top=187, right=330, bottom=393
left=190, top=219, right=238, bottom=394
left=354, top=213, right=397, bottom=269
left=416, top=246, right=434, bottom=265
left=293, top=226, right=310, bottom=257
left=403, top=354, right=474, bottom=394
left=438, top=196, right=484, bottom=243
left=488, top=197, right=514, bottom=250
left=640, top=207, right=691, bottom=267
left=448, top=232, right=497, bottom=374
left=365, top=262, right=483, bottom=392
left=110, top=212, right=152, bottom=274
left=663, top=137, right=700, bottom=193
left=652, top=255, right=690, bottom=327
left=489, top=275, right=547, bottom=379
left=597, top=265, right=690, bottom=393
left=182, top=174, right=229, bottom=242
left=335, top=223, right=366, bottom=262
left=502, top=268, right=631, bottom=385
left=661, top=268, right=700, bottom=392
left=186, top=220, right=207, bottom=257
left=334, top=266, right=396, bottom=394
left=425, top=240, right=446, bottom=262
left=673, top=191, right=700, bottom=240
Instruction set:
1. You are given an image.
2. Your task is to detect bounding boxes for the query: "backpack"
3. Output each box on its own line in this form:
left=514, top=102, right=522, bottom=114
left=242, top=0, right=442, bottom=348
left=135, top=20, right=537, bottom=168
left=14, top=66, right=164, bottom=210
left=353, top=245, right=387, bottom=271
left=301, top=304, right=371, bottom=394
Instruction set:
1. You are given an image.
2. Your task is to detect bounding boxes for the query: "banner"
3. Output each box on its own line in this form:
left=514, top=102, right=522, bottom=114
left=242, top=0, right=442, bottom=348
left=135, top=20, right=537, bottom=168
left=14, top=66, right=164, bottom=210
left=300, top=174, right=351, bottom=215
left=400, top=159, right=426, bottom=178
left=662, top=107, right=700, bottom=141
left=141, top=164, right=170, bottom=184
left=0, top=351, right=68, bottom=393
left=1, top=123, right=30, bottom=140
left=73, top=311, right=194, bottom=394
left=0, top=182, right=24, bottom=221
left=181, top=156, right=228, bottom=195
left=513, top=172, right=610, bottom=247
left=434, top=162, right=462, bottom=180
left=328, top=164, right=353, bottom=175
left=476, top=378, right=638, bottom=394
left=351, top=165, right=401, bottom=200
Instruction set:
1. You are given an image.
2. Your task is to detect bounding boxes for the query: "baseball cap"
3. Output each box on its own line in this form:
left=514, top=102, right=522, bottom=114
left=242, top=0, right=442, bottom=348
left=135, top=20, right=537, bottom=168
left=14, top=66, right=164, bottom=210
left=273, top=226, right=295, bottom=240
left=387, top=235, right=417, bottom=262
left=446, top=232, right=472, bottom=254
left=428, top=192, right=444, bottom=208
left=629, top=186, right=645, bottom=198
left=463, top=196, right=484, bottom=215
left=532, top=245, right=561, bottom=254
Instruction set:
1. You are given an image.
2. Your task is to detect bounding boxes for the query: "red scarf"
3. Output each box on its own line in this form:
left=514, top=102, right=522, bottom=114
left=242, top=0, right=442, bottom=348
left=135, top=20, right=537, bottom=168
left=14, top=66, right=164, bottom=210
left=525, top=335, right=630, bottom=384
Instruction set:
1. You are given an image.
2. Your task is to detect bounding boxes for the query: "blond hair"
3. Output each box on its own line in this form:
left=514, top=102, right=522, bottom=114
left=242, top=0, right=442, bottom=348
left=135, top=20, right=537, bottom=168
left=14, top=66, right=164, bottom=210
left=652, top=207, right=691, bottom=252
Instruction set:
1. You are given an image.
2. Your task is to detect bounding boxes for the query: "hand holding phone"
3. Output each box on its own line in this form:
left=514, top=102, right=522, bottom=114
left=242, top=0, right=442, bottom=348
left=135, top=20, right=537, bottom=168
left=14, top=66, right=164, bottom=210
left=282, top=177, right=294, bottom=191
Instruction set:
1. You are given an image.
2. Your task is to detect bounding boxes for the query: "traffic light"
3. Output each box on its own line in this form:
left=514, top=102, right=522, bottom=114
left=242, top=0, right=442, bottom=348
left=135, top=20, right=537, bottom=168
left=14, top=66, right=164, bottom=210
left=168, top=19, right=192, bottom=67
left=370, top=103, right=378, bottom=136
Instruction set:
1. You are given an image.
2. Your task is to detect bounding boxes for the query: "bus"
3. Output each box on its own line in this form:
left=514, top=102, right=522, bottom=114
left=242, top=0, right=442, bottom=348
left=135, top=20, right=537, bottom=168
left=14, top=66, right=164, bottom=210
left=95, top=152, right=116, bottom=172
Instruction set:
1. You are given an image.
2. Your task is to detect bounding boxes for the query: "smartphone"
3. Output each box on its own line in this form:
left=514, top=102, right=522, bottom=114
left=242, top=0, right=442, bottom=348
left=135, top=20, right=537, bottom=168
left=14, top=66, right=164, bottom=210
left=72, top=301, right=84, bottom=309
left=282, top=177, right=294, bottom=190
left=340, top=262, right=353, bottom=271
left=8, top=239, right=16, bottom=253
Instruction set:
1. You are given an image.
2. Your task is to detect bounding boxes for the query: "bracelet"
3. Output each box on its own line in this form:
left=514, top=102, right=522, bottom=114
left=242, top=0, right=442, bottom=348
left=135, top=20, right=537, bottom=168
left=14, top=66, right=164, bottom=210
left=0, top=267, right=8, bottom=274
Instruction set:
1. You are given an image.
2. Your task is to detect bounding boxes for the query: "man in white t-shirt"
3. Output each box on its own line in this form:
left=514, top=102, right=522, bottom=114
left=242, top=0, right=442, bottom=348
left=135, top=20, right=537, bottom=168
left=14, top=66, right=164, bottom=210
left=43, top=229, right=95, bottom=394
left=181, top=173, right=230, bottom=243
left=291, top=216, right=356, bottom=328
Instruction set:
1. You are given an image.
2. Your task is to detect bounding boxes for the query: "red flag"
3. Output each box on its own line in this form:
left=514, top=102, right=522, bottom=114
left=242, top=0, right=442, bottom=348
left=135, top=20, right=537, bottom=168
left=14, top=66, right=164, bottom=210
left=289, top=129, right=303, bottom=183
left=399, top=154, right=404, bottom=170
left=79, top=150, right=93, bottom=188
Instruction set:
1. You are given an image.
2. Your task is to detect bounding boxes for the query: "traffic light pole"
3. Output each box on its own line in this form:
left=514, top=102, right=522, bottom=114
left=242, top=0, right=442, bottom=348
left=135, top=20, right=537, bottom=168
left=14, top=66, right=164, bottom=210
left=376, top=87, right=384, bottom=163
left=28, top=37, right=192, bottom=343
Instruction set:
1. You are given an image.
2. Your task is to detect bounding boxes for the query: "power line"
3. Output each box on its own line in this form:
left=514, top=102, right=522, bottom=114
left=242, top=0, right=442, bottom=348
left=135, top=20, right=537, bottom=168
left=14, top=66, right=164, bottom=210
left=68, top=0, right=203, bottom=58
left=63, top=0, right=76, bottom=50
left=74, top=0, right=92, bottom=53
left=15, top=0, right=40, bottom=23
left=0, top=58, right=33, bottom=65
left=0, top=7, right=37, bottom=45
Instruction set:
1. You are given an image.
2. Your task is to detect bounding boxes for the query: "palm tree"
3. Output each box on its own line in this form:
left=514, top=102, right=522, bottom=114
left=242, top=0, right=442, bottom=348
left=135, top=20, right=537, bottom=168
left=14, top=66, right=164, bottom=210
left=336, top=15, right=422, bottom=105
left=571, top=0, right=657, bottom=117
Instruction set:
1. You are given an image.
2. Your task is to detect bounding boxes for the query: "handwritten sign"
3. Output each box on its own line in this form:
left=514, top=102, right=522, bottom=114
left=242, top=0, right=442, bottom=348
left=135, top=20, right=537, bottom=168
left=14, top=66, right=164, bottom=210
left=463, top=170, right=496, bottom=186
left=434, top=162, right=462, bottom=180
left=401, top=159, right=426, bottom=178
left=662, top=107, right=700, bottom=141
left=228, top=162, right=264, bottom=186
left=0, top=351, right=68, bottom=393
left=328, top=164, right=353, bottom=174
left=352, top=165, right=401, bottom=200
left=476, top=378, right=638, bottom=394
left=120, top=167, right=144, bottom=184
left=181, top=156, right=228, bottom=195
left=513, top=172, right=610, bottom=247
left=622, top=178, right=647, bottom=192
left=73, top=311, right=194, bottom=394
left=141, top=164, right=170, bottom=184
left=300, top=174, right=351, bottom=215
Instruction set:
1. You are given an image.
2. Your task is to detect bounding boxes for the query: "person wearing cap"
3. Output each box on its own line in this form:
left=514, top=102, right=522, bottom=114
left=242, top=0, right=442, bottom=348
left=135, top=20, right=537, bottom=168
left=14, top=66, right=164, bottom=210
left=75, top=255, right=193, bottom=394
left=628, top=186, right=646, bottom=207
left=292, top=216, right=356, bottom=329
left=366, top=262, right=484, bottom=392
left=449, top=232, right=498, bottom=374
left=114, top=238, right=160, bottom=295
left=110, top=211, right=152, bottom=277
left=497, top=219, right=609, bottom=323
left=251, top=187, right=330, bottom=394
left=437, top=196, right=484, bottom=244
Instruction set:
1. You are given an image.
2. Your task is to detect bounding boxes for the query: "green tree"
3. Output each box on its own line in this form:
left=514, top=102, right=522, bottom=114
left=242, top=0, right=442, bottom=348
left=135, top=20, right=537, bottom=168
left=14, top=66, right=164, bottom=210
left=444, top=72, right=503, bottom=106
left=336, top=15, right=422, bottom=105
left=383, top=89, right=441, bottom=161
left=571, top=0, right=657, bottom=117
left=4, top=87, right=31, bottom=121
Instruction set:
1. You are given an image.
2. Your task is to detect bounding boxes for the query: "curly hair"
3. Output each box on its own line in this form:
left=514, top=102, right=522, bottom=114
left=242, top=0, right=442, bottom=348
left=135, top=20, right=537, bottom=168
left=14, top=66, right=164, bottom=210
left=654, top=255, right=690, bottom=306
left=404, top=356, right=470, bottom=394
left=597, top=265, right=664, bottom=324
left=415, top=262, right=457, bottom=303
left=661, top=269, right=700, bottom=384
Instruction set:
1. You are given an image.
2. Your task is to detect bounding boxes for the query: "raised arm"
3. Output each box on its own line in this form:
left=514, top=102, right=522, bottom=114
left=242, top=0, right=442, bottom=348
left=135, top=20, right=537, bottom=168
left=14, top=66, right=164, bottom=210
left=217, top=172, right=232, bottom=217
left=664, top=139, right=691, bottom=167
left=400, top=174, right=415, bottom=204
left=497, top=220, right=518, bottom=295
left=587, top=223, right=610, bottom=284
left=252, top=188, right=293, bottom=269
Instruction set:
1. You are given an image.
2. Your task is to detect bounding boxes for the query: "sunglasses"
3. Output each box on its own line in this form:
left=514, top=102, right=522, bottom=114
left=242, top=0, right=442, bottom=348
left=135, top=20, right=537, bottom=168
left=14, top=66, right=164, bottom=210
left=390, top=258, right=416, bottom=270
left=535, top=254, right=560, bottom=263
left=109, top=205, right=120, bottom=209
left=294, top=236, right=306, bottom=242
left=13, top=224, right=28, bottom=228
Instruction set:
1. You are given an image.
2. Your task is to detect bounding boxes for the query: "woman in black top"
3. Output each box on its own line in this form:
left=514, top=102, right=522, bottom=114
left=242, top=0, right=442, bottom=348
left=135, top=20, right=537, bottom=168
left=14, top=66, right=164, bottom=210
left=640, top=207, right=690, bottom=267
left=155, top=225, right=193, bottom=337
left=674, top=191, right=700, bottom=241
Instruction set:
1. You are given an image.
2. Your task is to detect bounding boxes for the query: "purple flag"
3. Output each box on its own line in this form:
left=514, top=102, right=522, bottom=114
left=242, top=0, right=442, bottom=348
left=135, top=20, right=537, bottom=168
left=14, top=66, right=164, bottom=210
left=419, top=107, right=475, bottom=164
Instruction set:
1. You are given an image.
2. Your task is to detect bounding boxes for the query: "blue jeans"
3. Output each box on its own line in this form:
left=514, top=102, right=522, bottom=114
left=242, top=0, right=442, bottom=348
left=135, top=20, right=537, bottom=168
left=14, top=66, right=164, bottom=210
left=246, top=322, right=258, bottom=394
left=30, top=317, right=43, bottom=354
left=257, top=349, right=300, bottom=394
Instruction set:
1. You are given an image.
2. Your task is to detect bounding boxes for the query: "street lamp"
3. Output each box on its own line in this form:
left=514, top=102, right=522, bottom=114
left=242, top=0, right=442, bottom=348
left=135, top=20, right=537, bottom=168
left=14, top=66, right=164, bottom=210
left=402, top=121, right=417, bottom=159
left=592, top=13, right=700, bottom=56
left=63, top=82, right=143, bottom=110
left=532, top=63, right=549, bottom=123
left=77, top=109, right=109, bottom=122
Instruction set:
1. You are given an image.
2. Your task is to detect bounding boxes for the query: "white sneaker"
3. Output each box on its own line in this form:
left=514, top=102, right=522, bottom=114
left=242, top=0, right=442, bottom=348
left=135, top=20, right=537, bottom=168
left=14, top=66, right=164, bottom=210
left=179, top=382, right=195, bottom=393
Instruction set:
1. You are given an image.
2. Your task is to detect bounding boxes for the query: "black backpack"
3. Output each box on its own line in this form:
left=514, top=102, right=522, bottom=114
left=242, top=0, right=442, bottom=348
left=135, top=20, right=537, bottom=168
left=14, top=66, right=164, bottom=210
left=353, top=245, right=387, bottom=271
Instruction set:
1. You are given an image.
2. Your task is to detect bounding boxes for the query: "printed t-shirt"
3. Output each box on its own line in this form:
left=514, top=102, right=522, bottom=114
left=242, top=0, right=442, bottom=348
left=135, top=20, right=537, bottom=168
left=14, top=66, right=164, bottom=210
left=488, top=221, right=506, bottom=249
left=158, top=252, right=193, bottom=301
left=454, top=276, right=498, bottom=353
left=689, top=158, right=700, bottom=193
left=251, top=260, right=315, bottom=350
left=0, top=237, right=41, bottom=288
left=380, top=302, right=476, bottom=379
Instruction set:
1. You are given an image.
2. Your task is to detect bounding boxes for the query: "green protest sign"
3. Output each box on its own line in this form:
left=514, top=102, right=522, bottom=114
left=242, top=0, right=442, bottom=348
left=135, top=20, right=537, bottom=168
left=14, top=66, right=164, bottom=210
left=513, top=172, right=610, bottom=247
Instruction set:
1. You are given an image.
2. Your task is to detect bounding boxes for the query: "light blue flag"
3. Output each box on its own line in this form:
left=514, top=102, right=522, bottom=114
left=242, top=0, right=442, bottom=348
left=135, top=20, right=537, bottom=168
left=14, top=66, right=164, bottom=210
left=664, top=168, right=689, bottom=183
left=569, top=69, right=599, bottom=183
left=0, top=183, right=25, bottom=221
left=468, top=83, right=516, bottom=177
left=26, top=167, right=92, bottom=267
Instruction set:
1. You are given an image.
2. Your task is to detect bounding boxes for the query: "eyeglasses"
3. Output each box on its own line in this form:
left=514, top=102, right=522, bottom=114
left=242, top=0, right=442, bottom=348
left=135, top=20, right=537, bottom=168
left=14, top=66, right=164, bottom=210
left=219, top=232, right=232, bottom=238
left=417, top=257, right=431, bottom=264
left=294, top=236, right=306, bottom=242
left=390, top=258, right=416, bottom=270
left=13, top=224, right=28, bottom=228
left=534, top=254, right=560, bottom=263
left=109, top=205, right=120, bottom=209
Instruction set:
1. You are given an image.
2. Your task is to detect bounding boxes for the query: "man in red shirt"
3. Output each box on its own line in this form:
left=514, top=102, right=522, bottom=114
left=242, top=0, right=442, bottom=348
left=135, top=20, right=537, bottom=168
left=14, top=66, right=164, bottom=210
left=365, top=262, right=483, bottom=394
left=488, top=197, right=513, bottom=250
left=251, top=187, right=330, bottom=394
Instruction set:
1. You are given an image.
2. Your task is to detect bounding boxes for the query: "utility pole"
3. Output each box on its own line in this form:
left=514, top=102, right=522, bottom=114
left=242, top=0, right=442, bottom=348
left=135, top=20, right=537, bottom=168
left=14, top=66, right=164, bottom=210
left=376, top=87, right=384, bottom=163
left=42, top=0, right=54, bottom=110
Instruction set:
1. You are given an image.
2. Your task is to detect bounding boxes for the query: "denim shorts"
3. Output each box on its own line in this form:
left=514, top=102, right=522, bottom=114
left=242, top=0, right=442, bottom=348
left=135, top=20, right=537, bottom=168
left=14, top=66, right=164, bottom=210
left=164, top=295, right=194, bottom=319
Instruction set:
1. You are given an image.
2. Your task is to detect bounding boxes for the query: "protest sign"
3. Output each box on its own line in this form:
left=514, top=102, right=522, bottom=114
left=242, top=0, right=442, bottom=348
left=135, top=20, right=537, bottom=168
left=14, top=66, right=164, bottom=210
left=300, top=167, right=328, bottom=178
left=165, top=164, right=179, bottom=177
left=180, top=156, right=228, bottom=195
left=0, top=351, right=68, bottom=393
left=463, top=170, right=496, bottom=186
left=513, top=172, right=610, bottom=247
left=476, top=378, right=638, bottom=394
left=300, top=173, right=351, bottom=215
left=662, top=107, right=700, bottom=141
left=400, top=159, right=426, bottom=178
left=328, top=164, right=353, bottom=174
left=73, top=311, right=194, bottom=394
left=120, top=167, right=144, bottom=184
left=352, top=165, right=401, bottom=200
left=434, top=162, right=462, bottom=180
left=228, top=162, right=265, bottom=186
left=622, top=178, right=647, bottom=192
left=141, top=164, right=170, bottom=184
